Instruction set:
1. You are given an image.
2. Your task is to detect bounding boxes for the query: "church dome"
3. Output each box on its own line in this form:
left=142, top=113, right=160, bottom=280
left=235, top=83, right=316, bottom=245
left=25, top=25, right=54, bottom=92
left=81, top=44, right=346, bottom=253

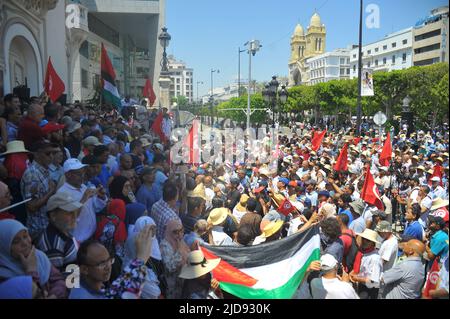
left=294, top=24, right=304, bottom=36
left=310, top=13, right=322, bottom=27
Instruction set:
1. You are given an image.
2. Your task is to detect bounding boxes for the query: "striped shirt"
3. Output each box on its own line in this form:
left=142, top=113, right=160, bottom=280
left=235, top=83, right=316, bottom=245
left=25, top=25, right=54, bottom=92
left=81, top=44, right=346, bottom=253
left=150, top=198, right=180, bottom=242
left=34, top=223, right=78, bottom=272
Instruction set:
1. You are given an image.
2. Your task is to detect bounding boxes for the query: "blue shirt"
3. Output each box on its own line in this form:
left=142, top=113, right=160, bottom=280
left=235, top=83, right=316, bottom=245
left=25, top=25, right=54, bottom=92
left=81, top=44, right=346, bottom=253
left=403, top=221, right=424, bottom=241
left=97, top=164, right=111, bottom=189
left=136, top=184, right=158, bottom=212
left=69, top=283, right=106, bottom=299
left=338, top=208, right=354, bottom=225
left=430, top=230, right=449, bottom=260
left=145, top=150, right=154, bottom=166
left=153, top=170, right=168, bottom=201
left=306, top=191, right=318, bottom=208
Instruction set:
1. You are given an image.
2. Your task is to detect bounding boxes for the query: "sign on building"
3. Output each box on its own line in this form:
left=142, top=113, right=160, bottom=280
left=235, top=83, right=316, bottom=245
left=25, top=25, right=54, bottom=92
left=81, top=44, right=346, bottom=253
left=361, top=68, right=374, bottom=96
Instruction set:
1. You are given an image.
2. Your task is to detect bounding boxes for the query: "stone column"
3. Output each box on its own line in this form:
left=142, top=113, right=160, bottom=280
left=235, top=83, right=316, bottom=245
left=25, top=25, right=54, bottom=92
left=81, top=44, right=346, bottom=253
left=158, top=76, right=171, bottom=110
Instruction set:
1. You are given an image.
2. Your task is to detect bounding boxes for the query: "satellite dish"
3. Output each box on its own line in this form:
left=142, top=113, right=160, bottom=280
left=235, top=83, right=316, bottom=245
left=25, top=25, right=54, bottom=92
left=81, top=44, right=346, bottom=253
left=373, top=111, right=387, bottom=126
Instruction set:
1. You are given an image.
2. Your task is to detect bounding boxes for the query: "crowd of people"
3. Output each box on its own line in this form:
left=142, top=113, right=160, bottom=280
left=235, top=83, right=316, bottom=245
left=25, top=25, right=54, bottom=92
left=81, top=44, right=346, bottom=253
left=0, top=92, right=448, bottom=299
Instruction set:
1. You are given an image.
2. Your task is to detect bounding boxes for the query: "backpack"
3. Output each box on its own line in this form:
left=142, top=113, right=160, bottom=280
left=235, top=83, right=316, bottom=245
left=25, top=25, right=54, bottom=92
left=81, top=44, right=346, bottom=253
left=341, top=232, right=359, bottom=273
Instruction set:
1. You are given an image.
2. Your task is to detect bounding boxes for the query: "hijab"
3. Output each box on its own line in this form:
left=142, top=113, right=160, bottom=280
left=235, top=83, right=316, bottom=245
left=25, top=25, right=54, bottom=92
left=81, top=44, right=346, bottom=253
left=164, top=219, right=190, bottom=264
left=0, top=219, right=51, bottom=285
left=109, top=175, right=131, bottom=204
left=124, top=216, right=161, bottom=265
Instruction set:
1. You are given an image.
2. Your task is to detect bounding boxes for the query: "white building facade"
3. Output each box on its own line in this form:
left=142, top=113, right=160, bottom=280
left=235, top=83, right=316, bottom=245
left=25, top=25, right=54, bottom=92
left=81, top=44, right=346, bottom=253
left=0, top=0, right=165, bottom=104
left=350, top=28, right=413, bottom=79
left=306, top=48, right=351, bottom=85
left=168, top=55, right=193, bottom=103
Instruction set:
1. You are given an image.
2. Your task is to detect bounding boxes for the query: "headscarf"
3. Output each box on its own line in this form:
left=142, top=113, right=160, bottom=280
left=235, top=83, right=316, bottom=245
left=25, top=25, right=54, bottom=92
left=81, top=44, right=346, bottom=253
left=0, top=276, right=33, bottom=299
left=0, top=219, right=51, bottom=285
left=164, top=219, right=190, bottom=265
left=94, top=199, right=127, bottom=244
left=125, top=203, right=146, bottom=229
left=123, top=216, right=162, bottom=265
left=109, top=175, right=131, bottom=204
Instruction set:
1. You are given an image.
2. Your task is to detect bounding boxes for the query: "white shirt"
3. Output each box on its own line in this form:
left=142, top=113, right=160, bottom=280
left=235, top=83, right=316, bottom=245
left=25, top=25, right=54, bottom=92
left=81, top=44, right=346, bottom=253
left=287, top=217, right=303, bottom=236
left=382, top=195, right=392, bottom=216
left=211, top=226, right=234, bottom=246
left=360, top=250, right=383, bottom=288
left=432, top=185, right=446, bottom=200
left=409, top=187, right=420, bottom=203
left=420, top=195, right=433, bottom=211
left=379, top=236, right=398, bottom=272
left=311, top=277, right=360, bottom=299
left=205, top=187, right=215, bottom=211
left=58, top=182, right=107, bottom=243
left=252, top=235, right=266, bottom=246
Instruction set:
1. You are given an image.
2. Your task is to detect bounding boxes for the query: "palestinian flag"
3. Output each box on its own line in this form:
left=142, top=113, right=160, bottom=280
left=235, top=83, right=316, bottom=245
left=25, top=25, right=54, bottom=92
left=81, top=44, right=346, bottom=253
left=201, top=225, right=320, bottom=299
left=101, top=43, right=121, bottom=109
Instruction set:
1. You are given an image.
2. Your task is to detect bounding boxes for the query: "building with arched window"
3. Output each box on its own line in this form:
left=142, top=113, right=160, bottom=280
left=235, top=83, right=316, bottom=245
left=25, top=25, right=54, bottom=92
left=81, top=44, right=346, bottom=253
left=288, top=12, right=326, bottom=87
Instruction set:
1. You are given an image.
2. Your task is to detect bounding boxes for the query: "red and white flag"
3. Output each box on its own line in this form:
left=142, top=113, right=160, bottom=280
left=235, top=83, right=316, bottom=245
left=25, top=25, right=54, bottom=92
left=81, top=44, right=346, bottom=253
left=142, top=79, right=156, bottom=107
left=333, top=143, right=349, bottom=172
left=311, top=129, right=327, bottom=152
left=422, top=259, right=441, bottom=299
left=277, top=198, right=297, bottom=216
left=379, top=132, right=392, bottom=167
left=44, top=57, right=65, bottom=103
left=183, top=119, right=200, bottom=164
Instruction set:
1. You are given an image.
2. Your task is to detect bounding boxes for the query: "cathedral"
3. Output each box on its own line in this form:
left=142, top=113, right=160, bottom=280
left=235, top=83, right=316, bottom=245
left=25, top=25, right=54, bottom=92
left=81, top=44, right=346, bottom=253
left=288, top=13, right=326, bottom=86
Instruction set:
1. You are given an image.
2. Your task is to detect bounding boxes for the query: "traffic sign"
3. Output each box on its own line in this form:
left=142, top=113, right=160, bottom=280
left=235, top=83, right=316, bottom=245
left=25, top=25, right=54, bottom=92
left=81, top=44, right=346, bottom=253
left=373, top=111, right=387, bottom=126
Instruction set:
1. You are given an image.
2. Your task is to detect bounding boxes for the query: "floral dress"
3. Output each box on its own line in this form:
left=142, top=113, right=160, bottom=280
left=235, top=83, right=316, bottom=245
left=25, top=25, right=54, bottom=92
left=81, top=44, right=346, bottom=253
left=160, top=239, right=185, bottom=299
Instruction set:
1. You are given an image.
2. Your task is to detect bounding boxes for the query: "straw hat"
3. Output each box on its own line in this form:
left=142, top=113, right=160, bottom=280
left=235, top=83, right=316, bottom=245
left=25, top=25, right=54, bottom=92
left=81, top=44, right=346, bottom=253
left=261, top=220, right=284, bottom=238
left=356, top=229, right=380, bottom=244
left=187, top=183, right=207, bottom=201
left=207, top=208, right=229, bottom=226
left=427, top=169, right=435, bottom=175
left=436, top=157, right=444, bottom=163
left=235, top=194, right=249, bottom=212
left=179, top=250, right=221, bottom=280
left=0, top=140, right=29, bottom=156
left=259, top=167, right=271, bottom=177
left=417, top=165, right=425, bottom=171
left=431, top=198, right=449, bottom=211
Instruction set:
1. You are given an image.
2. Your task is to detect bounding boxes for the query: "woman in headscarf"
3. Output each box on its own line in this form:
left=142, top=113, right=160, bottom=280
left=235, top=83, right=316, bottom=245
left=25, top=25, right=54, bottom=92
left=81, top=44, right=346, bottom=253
left=123, top=216, right=162, bottom=299
left=0, top=219, right=67, bottom=298
left=109, top=175, right=147, bottom=232
left=160, top=219, right=190, bottom=299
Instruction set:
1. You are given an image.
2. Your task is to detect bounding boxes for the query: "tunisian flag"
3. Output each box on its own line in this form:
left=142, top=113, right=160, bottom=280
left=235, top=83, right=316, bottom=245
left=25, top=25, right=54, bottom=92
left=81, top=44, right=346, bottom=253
left=44, top=57, right=65, bottom=103
left=311, top=129, right=327, bottom=152
left=379, top=132, right=392, bottom=167
left=277, top=198, right=297, bottom=216
left=183, top=119, right=200, bottom=164
left=361, top=166, right=384, bottom=210
left=142, top=79, right=156, bottom=107
left=333, top=143, right=349, bottom=172
left=422, top=259, right=441, bottom=299
left=151, top=112, right=166, bottom=142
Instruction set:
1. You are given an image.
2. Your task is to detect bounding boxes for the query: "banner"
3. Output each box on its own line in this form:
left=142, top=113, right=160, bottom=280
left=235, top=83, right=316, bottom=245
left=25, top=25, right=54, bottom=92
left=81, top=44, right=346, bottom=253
left=361, top=68, right=374, bottom=97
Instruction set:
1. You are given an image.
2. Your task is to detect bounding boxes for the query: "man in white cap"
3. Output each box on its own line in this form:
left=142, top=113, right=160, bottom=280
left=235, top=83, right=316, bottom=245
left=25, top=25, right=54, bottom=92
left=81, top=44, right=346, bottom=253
left=310, top=254, right=359, bottom=299
left=431, top=176, right=446, bottom=200
left=59, top=158, right=107, bottom=243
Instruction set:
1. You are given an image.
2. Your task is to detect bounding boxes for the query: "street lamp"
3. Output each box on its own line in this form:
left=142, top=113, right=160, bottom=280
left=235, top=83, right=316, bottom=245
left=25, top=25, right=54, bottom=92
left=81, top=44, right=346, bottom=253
left=238, top=47, right=246, bottom=97
left=402, top=95, right=414, bottom=137
left=210, top=69, right=219, bottom=126
left=158, top=27, right=171, bottom=76
left=245, top=40, right=262, bottom=131
left=262, top=76, right=288, bottom=129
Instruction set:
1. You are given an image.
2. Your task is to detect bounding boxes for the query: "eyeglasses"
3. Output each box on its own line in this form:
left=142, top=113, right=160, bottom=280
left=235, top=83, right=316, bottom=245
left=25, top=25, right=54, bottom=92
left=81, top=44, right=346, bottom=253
left=87, top=257, right=115, bottom=269
left=173, top=229, right=184, bottom=234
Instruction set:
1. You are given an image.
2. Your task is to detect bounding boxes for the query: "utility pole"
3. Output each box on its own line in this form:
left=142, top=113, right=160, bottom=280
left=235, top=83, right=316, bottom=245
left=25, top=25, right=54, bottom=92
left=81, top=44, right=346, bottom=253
left=356, top=0, right=364, bottom=135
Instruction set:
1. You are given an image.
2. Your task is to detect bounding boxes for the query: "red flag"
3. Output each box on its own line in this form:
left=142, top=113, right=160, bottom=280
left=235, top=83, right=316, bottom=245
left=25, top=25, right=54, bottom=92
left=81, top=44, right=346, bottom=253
left=428, top=165, right=444, bottom=187
left=183, top=119, right=200, bottom=164
left=44, top=57, right=65, bottom=103
left=422, top=259, right=441, bottom=298
left=352, top=137, right=362, bottom=145
left=333, top=143, right=349, bottom=172
left=151, top=112, right=166, bottom=142
left=379, top=132, right=392, bottom=167
left=361, top=167, right=384, bottom=210
left=142, top=79, right=156, bottom=107
left=277, top=198, right=297, bottom=216
left=311, top=129, right=327, bottom=152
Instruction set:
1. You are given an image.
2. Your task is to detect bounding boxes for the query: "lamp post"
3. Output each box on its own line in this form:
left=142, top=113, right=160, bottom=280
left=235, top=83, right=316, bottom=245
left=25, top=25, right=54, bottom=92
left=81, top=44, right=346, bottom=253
left=238, top=47, right=246, bottom=97
left=356, top=0, right=364, bottom=135
left=210, top=69, right=219, bottom=126
left=196, top=81, right=203, bottom=104
left=401, top=95, right=413, bottom=137
left=245, top=40, right=261, bottom=131
left=262, top=76, right=288, bottom=130
left=158, top=27, right=171, bottom=110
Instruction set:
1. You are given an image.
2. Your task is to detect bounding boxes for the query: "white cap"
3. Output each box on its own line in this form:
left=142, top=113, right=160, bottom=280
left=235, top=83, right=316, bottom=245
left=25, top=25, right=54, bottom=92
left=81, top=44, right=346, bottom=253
left=47, top=192, right=83, bottom=212
left=431, top=176, right=441, bottom=182
left=63, top=158, right=87, bottom=173
left=153, top=143, right=164, bottom=152
left=320, top=254, right=338, bottom=272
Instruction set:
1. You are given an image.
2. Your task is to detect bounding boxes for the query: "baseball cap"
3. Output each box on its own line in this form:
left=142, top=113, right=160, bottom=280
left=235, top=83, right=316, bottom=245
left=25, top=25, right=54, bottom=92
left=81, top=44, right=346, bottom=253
left=230, top=177, right=240, bottom=186
left=320, top=254, right=338, bottom=272
left=279, top=177, right=290, bottom=186
left=47, top=192, right=83, bottom=212
left=153, top=143, right=164, bottom=152
left=318, top=190, right=330, bottom=198
left=67, top=121, right=82, bottom=134
left=63, top=158, right=87, bottom=173
left=82, top=136, right=102, bottom=147
left=431, top=176, right=441, bottom=182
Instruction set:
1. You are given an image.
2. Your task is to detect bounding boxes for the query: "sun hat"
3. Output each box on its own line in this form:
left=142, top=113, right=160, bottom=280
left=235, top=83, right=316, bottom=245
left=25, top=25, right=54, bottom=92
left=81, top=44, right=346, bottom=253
left=235, top=194, right=249, bottom=212
left=0, top=141, right=29, bottom=156
left=349, top=199, right=365, bottom=215
left=430, top=198, right=449, bottom=211
left=375, top=220, right=392, bottom=233
left=187, top=183, right=207, bottom=201
left=261, top=220, right=284, bottom=238
left=207, top=208, right=229, bottom=226
left=178, top=250, right=221, bottom=280
left=356, top=228, right=380, bottom=244
left=47, top=192, right=83, bottom=212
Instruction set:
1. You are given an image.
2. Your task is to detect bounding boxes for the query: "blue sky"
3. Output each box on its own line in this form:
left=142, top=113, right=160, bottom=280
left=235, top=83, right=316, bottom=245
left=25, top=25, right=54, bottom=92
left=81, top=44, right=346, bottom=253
left=166, top=0, right=448, bottom=97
